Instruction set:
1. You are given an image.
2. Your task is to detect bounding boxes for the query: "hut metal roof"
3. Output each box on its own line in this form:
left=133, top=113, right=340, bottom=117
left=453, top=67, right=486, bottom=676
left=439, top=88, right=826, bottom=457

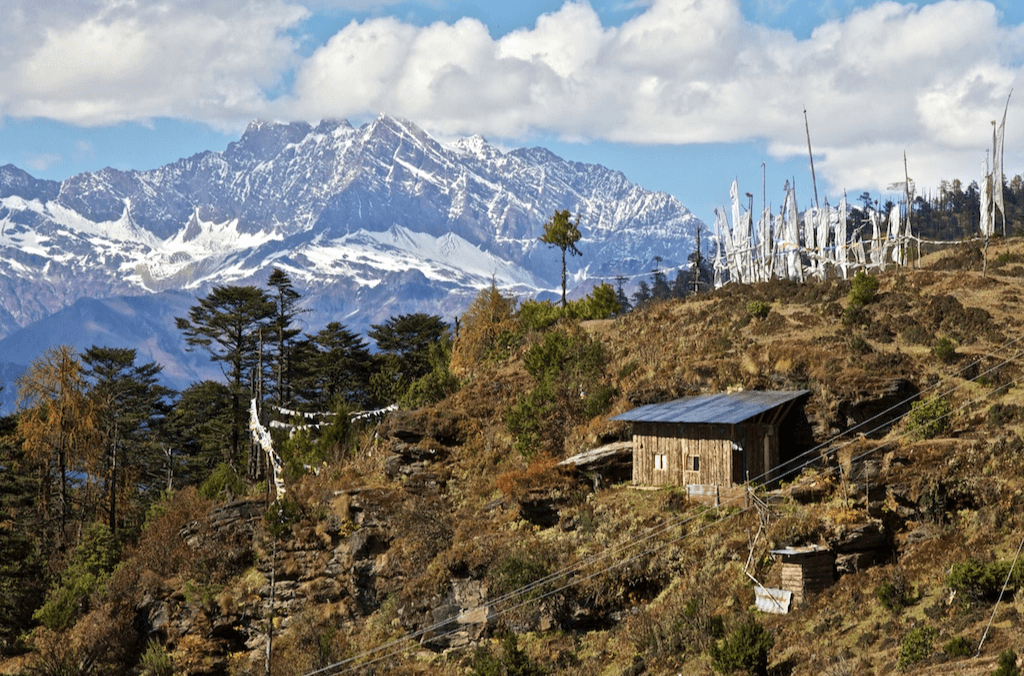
left=610, top=390, right=810, bottom=426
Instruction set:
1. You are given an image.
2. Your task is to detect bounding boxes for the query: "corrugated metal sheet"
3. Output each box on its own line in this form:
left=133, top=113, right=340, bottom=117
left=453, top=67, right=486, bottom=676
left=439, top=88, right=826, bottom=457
left=770, top=544, right=830, bottom=557
left=755, top=587, right=792, bottom=614
left=610, top=390, right=810, bottom=425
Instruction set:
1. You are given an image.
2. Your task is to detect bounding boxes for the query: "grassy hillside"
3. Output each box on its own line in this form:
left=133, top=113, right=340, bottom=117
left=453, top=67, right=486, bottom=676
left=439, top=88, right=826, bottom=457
left=6, top=240, right=1024, bottom=676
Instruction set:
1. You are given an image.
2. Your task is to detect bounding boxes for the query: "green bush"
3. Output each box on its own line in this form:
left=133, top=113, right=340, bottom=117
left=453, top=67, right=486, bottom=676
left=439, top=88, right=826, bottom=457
left=709, top=615, right=774, bottom=676
left=932, top=336, right=958, bottom=363
left=506, top=328, right=611, bottom=458
left=567, top=282, right=621, bottom=320
left=875, top=568, right=914, bottom=614
left=470, top=634, right=546, bottom=676
left=897, top=625, right=937, bottom=670
left=746, top=300, right=771, bottom=320
left=518, top=299, right=563, bottom=333
left=947, top=559, right=1023, bottom=605
left=402, top=340, right=459, bottom=408
left=848, top=270, right=880, bottom=307
left=198, top=462, right=247, bottom=500
left=993, top=649, right=1021, bottom=676
left=489, top=551, right=552, bottom=600
left=942, top=635, right=972, bottom=658
left=905, top=396, right=952, bottom=441
left=139, top=639, right=175, bottom=676
left=265, top=495, right=302, bottom=540
left=33, top=523, right=119, bottom=630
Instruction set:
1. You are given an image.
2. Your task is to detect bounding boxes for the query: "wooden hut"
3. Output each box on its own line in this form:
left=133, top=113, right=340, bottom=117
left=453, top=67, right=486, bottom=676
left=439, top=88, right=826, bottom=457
left=770, top=545, right=836, bottom=605
left=611, top=390, right=810, bottom=493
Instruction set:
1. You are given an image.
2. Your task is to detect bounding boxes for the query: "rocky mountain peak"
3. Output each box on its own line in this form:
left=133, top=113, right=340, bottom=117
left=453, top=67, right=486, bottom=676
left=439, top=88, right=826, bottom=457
left=0, top=115, right=705, bottom=394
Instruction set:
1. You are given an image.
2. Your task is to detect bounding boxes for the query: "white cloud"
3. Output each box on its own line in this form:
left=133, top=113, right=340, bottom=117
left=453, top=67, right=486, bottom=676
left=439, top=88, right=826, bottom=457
left=0, top=0, right=308, bottom=127
left=3, top=0, right=1024, bottom=193
left=26, top=153, right=63, bottom=172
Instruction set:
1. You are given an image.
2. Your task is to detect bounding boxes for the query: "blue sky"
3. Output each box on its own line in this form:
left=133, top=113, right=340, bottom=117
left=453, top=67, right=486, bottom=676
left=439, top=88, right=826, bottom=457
left=1, top=0, right=1023, bottom=227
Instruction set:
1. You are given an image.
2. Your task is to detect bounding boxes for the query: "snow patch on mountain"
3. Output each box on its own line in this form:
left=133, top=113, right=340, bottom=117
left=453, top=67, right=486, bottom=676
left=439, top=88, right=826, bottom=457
left=0, top=115, right=705, bottom=343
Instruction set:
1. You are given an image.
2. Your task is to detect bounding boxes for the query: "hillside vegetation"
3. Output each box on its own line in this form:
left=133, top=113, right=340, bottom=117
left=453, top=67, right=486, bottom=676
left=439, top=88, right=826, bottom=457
left=5, top=240, right=1024, bottom=676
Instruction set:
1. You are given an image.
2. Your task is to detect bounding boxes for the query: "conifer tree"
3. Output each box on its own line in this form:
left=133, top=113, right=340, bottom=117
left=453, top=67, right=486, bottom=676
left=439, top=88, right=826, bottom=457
left=176, top=285, right=276, bottom=477
left=450, top=282, right=519, bottom=376
left=82, top=346, right=172, bottom=534
left=368, top=313, right=450, bottom=405
left=16, top=345, right=100, bottom=548
left=539, top=209, right=583, bottom=308
left=266, top=268, right=304, bottom=407
left=304, top=323, right=373, bottom=409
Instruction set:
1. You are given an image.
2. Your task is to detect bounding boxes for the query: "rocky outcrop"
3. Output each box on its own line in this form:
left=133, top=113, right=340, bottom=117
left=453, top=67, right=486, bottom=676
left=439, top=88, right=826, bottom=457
left=835, top=378, right=918, bottom=438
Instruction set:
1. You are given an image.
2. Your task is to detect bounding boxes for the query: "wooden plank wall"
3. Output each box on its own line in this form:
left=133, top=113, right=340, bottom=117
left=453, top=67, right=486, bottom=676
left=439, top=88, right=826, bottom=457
left=632, top=420, right=781, bottom=488
left=633, top=422, right=733, bottom=486
left=778, top=552, right=836, bottom=605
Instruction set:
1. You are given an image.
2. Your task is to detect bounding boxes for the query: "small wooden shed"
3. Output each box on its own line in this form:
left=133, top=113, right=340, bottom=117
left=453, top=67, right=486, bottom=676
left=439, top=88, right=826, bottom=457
left=770, top=545, right=836, bottom=606
left=611, top=390, right=810, bottom=490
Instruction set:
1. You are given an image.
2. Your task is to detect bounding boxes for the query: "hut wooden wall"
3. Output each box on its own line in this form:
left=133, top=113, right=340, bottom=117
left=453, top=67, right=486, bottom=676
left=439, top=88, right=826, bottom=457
left=736, top=423, right=779, bottom=484
left=778, top=551, right=836, bottom=605
left=632, top=422, right=731, bottom=487
left=632, top=421, right=781, bottom=488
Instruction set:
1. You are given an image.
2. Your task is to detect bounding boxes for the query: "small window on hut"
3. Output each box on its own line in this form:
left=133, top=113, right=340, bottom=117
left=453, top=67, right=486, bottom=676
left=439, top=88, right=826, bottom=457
left=654, top=454, right=666, bottom=471
left=692, top=456, right=700, bottom=471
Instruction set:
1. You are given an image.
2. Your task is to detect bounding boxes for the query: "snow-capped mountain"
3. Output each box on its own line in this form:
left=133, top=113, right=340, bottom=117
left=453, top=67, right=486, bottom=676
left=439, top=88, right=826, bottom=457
left=0, top=114, right=703, bottom=346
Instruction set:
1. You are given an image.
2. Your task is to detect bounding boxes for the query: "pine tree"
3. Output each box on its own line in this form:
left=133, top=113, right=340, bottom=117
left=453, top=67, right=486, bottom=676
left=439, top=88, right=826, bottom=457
left=82, top=346, right=173, bottom=534
left=369, top=313, right=449, bottom=380
left=0, top=414, right=48, bottom=644
left=539, top=209, right=583, bottom=308
left=176, top=285, right=276, bottom=478
left=631, top=280, right=652, bottom=308
left=266, top=268, right=305, bottom=408
left=165, top=380, right=236, bottom=485
left=303, top=323, right=373, bottom=409
left=614, top=275, right=632, bottom=313
left=650, top=256, right=671, bottom=300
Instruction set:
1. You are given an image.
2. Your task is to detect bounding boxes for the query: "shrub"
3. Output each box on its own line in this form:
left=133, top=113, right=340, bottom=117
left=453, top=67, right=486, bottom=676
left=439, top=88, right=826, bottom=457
left=994, top=649, right=1021, bottom=676
left=876, top=568, right=914, bottom=614
left=986, top=404, right=1023, bottom=429
left=904, top=396, right=952, bottom=441
left=747, top=300, right=771, bottom=320
left=947, top=559, right=1023, bottom=605
left=487, top=546, right=563, bottom=633
left=265, top=495, right=303, bottom=540
left=942, top=635, right=972, bottom=658
left=567, top=282, right=621, bottom=320
left=901, top=324, right=933, bottom=345
left=847, top=334, right=872, bottom=354
left=518, top=299, right=563, bottom=333
left=402, top=356, right=460, bottom=408
left=139, top=639, right=175, bottom=676
left=489, top=551, right=552, bottom=600
left=848, top=270, right=879, bottom=307
left=506, top=328, right=611, bottom=458
left=451, top=283, right=521, bottom=375
left=33, top=523, right=120, bottom=631
left=470, top=634, right=546, bottom=676
left=709, top=615, right=774, bottom=676
left=932, top=336, right=958, bottom=363
left=897, top=625, right=937, bottom=670
left=198, top=462, right=246, bottom=500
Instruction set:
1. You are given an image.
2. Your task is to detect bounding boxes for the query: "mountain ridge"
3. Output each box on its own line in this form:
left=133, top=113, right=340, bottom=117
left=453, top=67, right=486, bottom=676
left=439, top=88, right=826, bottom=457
left=0, top=115, right=704, bottom=400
